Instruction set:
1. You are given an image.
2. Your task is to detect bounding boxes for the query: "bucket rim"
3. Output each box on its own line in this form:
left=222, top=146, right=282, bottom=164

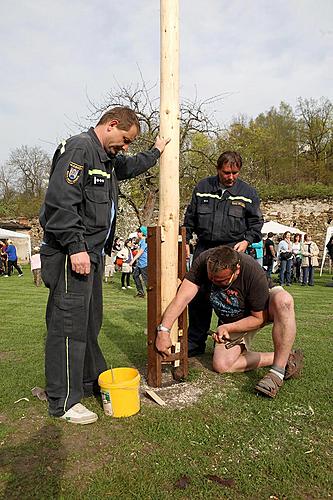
left=98, top=367, right=140, bottom=389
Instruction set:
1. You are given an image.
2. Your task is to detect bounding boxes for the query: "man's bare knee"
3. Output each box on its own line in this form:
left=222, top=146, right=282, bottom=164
left=270, top=290, right=294, bottom=316
left=212, top=356, right=234, bottom=374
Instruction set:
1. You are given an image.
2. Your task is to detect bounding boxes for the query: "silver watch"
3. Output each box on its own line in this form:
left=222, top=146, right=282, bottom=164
left=157, top=324, right=171, bottom=333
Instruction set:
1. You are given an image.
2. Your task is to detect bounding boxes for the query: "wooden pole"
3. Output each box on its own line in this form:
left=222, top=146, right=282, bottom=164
left=159, top=0, right=180, bottom=345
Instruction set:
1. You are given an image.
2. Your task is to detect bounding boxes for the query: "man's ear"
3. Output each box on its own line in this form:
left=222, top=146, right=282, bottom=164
left=107, top=119, right=119, bottom=130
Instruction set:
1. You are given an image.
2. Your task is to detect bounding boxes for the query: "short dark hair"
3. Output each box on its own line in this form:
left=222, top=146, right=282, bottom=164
left=216, top=151, right=242, bottom=170
left=283, top=231, right=291, bottom=239
left=97, top=106, right=140, bottom=133
left=207, top=246, right=240, bottom=275
left=267, top=232, right=274, bottom=238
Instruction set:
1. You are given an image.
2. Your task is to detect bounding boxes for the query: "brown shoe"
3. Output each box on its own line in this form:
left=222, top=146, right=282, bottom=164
left=285, top=349, right=304, bottom=380
left=255, top=372, right=283, bottom=398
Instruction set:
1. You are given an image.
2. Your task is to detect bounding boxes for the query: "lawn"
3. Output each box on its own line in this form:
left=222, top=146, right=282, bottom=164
left=0, top=266, right=332, bottom=499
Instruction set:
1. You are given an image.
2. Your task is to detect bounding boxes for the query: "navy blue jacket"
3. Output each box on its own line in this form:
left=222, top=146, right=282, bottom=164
left=184, top=175, right=263, bottom=245
left=40, top=128, right=160, bottom=260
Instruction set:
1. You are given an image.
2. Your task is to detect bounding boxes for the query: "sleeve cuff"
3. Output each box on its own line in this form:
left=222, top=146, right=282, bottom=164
left=150, top=147, right=161, bottom=160
left=68, top=241, right=87, bottom=256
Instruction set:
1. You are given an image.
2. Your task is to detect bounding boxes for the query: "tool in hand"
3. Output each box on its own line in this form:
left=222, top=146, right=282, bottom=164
left=209, top=330, right=248, bottom=349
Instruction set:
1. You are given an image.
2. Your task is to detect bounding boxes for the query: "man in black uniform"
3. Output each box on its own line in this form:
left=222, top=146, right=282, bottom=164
left=183, top=151, right=263, bottom=356
left=156, top=246, right=303, bottom=398
left=40, top=106, right=169, bottom=424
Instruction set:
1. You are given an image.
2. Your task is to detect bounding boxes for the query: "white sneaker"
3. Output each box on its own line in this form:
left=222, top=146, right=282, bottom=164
left=122, top=286, right=126, bottom=289
left=127, top=286, right=132, bottom=289
left=18, top=274, right=23, bottom=277
left=60, top=403, right=98, bottom=424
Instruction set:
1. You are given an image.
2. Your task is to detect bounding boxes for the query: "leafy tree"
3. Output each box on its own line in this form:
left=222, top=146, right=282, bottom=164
left=296, top=97, right=333, bottom=183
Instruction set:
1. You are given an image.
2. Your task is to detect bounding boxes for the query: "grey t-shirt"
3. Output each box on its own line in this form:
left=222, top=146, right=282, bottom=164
left=185, top=249, right=269, bottom=324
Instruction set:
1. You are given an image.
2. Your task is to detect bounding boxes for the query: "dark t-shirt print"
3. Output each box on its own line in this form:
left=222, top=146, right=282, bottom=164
left=210, top=286, right=242, bottom=321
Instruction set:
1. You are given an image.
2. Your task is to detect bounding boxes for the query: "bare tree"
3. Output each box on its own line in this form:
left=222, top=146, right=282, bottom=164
left=84, top=81, right=224, bottom=225
left=6, top=146, right=51, bottom=197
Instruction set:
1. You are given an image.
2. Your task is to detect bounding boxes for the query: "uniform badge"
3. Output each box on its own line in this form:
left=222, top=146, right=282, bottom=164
left=231, top=200, right=245, bottom=208
left=65, top=161, right=84, bottom=184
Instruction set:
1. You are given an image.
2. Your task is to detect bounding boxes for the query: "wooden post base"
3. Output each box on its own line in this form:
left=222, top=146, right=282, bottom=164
left=147, top=226, right=188, bottom=387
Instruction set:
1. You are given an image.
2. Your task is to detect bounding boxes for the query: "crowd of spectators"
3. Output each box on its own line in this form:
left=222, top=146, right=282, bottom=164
left=104, top=226, right=148, bottom=297
left=247, top=231, right=323, bottom=287
left=0, top=240, right=23, bottom=277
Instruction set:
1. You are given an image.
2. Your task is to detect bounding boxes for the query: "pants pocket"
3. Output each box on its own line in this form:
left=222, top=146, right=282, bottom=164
left=51, top=292, right=86, bottom=341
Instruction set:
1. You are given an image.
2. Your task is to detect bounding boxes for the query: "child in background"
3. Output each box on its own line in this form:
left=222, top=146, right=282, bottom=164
left=104, top=254, right=114, bottom=283
left=117, top=239, right=133, bottom=289
left=30, top=247, right=42, bottom=286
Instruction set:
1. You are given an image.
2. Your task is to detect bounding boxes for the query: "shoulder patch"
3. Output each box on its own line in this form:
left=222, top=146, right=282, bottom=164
left=65, top=161, right=84, bottom=185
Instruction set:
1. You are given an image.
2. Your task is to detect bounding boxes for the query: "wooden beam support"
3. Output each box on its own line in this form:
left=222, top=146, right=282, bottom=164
left=147, top=226, right=162, bottom=387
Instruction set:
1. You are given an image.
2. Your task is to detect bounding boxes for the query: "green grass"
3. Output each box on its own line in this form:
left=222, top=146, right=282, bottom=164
left=0, top=267, right=332, bottom=499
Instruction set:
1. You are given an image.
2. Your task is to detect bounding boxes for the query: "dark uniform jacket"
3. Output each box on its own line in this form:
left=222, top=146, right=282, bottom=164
left=184, top=175, right=263, bottom=246
left=40, top=128, right=160, bottom=261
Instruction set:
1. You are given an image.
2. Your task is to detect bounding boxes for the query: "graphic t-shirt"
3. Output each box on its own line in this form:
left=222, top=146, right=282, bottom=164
left=185, top=249, right=269, bottom=324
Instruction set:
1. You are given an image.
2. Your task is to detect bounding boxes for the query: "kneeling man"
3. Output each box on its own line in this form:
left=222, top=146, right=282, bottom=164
left=156, top=246, right=303, bottom=397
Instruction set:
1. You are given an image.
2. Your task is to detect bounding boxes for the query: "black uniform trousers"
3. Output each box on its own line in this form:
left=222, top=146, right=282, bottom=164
left=41, top=247, right=107, bottom=417
left=188, top=240, right=234, bottom=353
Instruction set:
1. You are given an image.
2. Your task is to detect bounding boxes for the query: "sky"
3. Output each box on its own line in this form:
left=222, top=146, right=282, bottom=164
left=1, top=0, right=332, bottom=165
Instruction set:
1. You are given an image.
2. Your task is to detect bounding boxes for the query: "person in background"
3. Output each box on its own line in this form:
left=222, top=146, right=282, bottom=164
left=104, top=254, right=114, bottom=283
left=0, top=241, right=8, bottom=276
left=248, top=239, right=264, bottom=266
left=291, top=234, right=302, bottom=283
left=301, top=234, right=319, bottom=286
left=278, top=231, right=293, bottom=286
left=5, top=240, right=23, bottom=277
left=30, top=246, right=42, bottom=286
left=113, top=237, right=123, bottom=271
left=117, top=238, right=133, bottom=289
left=183, top=151, right=263, bottom=356
left=264, top=232, right=276, bottom=278
left=326, top=235, right=333, bottom=281
left=326, top=236, right=333, bottom=262
left=130, top=226, right=148, bottom=298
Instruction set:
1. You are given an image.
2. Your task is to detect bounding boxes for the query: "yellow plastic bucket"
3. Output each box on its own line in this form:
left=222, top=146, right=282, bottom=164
left=98, top=367, right=140, bottom=418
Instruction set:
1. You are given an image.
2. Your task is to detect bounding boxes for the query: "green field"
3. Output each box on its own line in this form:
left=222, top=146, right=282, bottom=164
left=0, top=267, right=332, bottom=499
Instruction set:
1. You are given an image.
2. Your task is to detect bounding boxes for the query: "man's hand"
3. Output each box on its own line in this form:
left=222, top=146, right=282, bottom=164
left=70, top=251, right=91, bottom=275
left=212, top=326, right=231, bottom=344
left=185, top=244, right=190, bottom=260
left=233, top=240, right=249, bottom=253
left=154, top=136, right=171, bottom=154
left=155, top=331, right=172, bottom=359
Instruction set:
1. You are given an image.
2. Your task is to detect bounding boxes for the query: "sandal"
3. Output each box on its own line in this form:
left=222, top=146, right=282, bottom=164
left=255, top=372, right=283, bottom=398
left=285, top=349, right=304, bottom=380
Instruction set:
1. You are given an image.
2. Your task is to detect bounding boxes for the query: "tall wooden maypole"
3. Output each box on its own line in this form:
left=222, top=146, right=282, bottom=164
left=158, top=0, right=180, bottom=344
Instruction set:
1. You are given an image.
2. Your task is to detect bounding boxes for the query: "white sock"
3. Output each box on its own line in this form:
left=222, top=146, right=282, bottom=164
left=270, top=368, right=284, bottom=380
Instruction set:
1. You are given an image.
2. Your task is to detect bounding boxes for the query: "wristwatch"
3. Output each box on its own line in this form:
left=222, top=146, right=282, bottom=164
left=156, top=324, right=171, bottom=333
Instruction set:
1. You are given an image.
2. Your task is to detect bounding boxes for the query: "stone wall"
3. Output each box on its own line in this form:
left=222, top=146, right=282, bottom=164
left=261, top=198, right=333, bottom=252
left=2, top=196, right=333, bottom=257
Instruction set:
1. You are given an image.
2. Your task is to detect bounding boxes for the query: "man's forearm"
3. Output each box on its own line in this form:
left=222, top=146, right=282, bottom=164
left=223, top=314, right=265, bottom=334
left=161, top=279, right=199, bottom=328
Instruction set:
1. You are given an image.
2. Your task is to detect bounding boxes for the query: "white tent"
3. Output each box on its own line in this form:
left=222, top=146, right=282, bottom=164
left=261, top=221, right=305, bottom=236
left=320, top=226, right=333, bottom=276
left=0, top=228, right=31, bottom=262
